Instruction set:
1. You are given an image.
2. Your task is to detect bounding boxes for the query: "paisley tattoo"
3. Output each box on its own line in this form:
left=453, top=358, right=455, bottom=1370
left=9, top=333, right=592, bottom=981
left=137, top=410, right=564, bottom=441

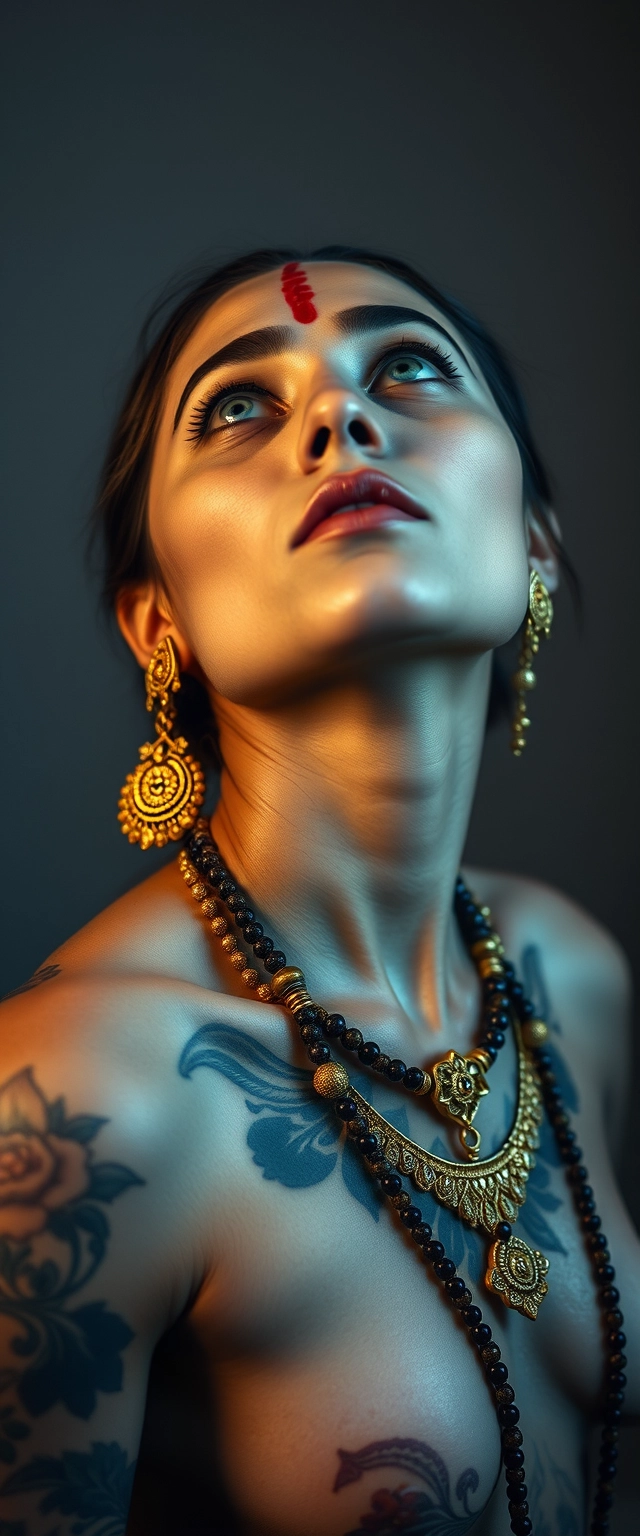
left=0, top=1066, right=143, bottom=1475
left=334, top=1437, right=482, bottom=1533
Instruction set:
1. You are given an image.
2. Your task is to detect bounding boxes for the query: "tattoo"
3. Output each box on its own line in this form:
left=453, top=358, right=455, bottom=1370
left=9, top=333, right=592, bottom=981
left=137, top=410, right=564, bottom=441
left=528, top=1442, right=581, bottom=1535
left=334, top=1438, right=481, bottom=1534
left=179, top=982, right=581, bottom=1277
left=0, top=1067, right=143, bottom=1462
left=1, top=968, right=61, bottom=1004
left=0, top=1440, right=135, bottom=1535
left=514, top=944, right=581, bottom=1257
left=179, top=1023, right=385, bottom=1221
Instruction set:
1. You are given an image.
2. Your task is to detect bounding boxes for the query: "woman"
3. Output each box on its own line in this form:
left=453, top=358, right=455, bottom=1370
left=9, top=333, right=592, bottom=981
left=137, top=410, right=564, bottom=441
left=0, top=247, right=637, bottom=1536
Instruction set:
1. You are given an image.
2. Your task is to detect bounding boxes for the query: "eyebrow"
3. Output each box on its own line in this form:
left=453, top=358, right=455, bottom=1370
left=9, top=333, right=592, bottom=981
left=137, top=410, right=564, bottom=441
left=173, top=325, right=293, bottom=431
left=334, top=304, right=472, bottom=370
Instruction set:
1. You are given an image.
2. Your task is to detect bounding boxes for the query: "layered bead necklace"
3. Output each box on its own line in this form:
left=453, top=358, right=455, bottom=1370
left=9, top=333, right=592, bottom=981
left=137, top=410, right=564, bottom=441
left=180, top=821, right=626, bottom=1536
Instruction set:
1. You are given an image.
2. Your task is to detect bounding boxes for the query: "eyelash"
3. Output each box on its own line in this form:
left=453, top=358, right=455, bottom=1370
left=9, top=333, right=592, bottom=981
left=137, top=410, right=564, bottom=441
left=185, top=339, right=462, bottom=443
left=185, top=380, right=274, bottom=443
left=369, top=339, right=462, bottom=385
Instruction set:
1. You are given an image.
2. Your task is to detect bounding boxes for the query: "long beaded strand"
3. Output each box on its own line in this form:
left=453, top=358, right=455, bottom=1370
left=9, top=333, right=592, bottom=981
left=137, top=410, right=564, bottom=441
left=183, top=827, right=625, bottom=1536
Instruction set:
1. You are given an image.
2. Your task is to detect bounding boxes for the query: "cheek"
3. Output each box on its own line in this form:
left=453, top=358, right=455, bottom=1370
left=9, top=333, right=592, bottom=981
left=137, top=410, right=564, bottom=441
left=431, top=414, right=531, bottom=629
left=150, top=476, right=281, bottom=691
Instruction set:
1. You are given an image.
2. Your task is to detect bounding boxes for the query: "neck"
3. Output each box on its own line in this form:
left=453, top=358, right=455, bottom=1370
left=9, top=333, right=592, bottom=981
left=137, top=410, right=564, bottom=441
left=210, top=653, right=492, bottom=1043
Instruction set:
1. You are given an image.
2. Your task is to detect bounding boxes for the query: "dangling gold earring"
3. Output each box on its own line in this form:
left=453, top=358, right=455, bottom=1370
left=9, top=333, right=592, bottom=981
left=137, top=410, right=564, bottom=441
left=510, top=571, right=553, bottom=757
left=118, top=636, right=206, bottom=849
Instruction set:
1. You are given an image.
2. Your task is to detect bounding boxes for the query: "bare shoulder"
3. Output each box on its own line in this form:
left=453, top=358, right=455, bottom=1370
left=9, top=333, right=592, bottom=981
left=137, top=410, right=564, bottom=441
left=3, top=856, right=219, bottom=1004
left=0, top=858, right=221, bottom=1189
left=464, top=865, right=632, bottom=1074
left=0, top=862, right=232, bottom=1314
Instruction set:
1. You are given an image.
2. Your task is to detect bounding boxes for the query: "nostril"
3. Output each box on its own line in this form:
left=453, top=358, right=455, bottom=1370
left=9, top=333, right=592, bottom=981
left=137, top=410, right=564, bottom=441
left=310, top=426, right=330, bottom=458
left=348, top=419, right=372, bottom=446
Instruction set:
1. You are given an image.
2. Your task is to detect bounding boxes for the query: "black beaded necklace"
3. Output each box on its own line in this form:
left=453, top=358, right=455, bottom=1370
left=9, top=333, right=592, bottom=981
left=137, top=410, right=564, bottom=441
left=184, top=825, right=626, bottom=1536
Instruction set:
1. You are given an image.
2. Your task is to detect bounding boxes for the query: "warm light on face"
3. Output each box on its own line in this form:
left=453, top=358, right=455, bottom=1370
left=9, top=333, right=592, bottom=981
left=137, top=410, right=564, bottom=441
left=147, top=263, right=530, bottom=710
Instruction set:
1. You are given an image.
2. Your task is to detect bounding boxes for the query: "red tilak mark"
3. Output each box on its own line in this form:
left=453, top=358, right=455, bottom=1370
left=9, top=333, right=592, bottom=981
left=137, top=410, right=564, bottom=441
left=281, top=262, right=318, bottom=323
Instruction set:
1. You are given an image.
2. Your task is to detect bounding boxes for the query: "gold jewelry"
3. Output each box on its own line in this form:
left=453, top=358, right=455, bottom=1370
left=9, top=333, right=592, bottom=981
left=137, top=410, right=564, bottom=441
left=118, top=637, right=206, bottom=849
left=349, top=1020, right=549, bottom=1316
left=510, top=570, right=553, bottom=756
left=179, top=832, right=552, bottom=1317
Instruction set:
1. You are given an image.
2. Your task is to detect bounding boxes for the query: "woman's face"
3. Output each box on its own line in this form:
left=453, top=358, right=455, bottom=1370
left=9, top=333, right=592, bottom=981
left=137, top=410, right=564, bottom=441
left=146, top=262, right=535, bottom=707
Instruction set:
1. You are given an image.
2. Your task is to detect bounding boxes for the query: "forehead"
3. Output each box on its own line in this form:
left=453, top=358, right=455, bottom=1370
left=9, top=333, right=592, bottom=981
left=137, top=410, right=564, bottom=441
left=171, top=262, right=473, bottom=385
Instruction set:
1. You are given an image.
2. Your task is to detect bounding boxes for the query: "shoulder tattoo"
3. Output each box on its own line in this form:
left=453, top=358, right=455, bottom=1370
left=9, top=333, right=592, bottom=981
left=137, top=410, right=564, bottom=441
left=0, top=1066, right=143, bottom=1490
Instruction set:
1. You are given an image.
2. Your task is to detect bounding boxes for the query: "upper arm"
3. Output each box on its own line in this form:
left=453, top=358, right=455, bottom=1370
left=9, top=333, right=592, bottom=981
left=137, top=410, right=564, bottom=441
left=0, top=980, right=198, bottom=1535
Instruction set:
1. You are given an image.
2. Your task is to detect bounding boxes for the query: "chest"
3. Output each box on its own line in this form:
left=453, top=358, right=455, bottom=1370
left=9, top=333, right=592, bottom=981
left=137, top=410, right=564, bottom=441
left=144, top=1015, right=604, bottom=1534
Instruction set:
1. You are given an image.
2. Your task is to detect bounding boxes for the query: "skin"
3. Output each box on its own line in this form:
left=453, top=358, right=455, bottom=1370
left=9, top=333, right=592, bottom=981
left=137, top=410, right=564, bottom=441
left=0, top=264, right=637, bottom=1536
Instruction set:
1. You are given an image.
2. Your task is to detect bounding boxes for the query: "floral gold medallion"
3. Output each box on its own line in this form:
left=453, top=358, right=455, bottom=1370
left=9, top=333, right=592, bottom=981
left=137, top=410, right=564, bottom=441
left=486, top=1232, right=550, bottom=1319
left=431, top=1050, right=489, bottom=1157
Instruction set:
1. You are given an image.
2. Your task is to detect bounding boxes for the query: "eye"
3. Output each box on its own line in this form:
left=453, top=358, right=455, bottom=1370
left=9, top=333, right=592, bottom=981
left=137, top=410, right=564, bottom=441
left=385, top=355, right=440, bottom=383
left=186, top=383, right=282, bottom=443
left=216, top=393, right=267, bottom=426
left=369, top=343, right=461, bottom=394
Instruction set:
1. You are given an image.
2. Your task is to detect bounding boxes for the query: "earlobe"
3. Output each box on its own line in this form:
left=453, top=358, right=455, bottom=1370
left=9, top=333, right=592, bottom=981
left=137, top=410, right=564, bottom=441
left=115, top=586, right=194, bottom=672
left=525, top=506, right=561, bottom=593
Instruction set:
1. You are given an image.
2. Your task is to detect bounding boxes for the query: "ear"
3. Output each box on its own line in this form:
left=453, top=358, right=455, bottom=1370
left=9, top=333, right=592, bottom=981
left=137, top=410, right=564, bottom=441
left=525, top=505, right=561, bottom=594
left=115, top=585, right=197, bottom=674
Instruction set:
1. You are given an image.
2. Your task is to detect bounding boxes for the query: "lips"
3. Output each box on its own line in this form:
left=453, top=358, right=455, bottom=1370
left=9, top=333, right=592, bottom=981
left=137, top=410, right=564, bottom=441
left=291, top=471, right=429, bottom=548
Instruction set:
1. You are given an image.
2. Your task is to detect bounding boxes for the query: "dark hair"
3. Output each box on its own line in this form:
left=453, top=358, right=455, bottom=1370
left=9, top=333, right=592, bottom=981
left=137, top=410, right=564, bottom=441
left=92, top=245, right=576, bottom=754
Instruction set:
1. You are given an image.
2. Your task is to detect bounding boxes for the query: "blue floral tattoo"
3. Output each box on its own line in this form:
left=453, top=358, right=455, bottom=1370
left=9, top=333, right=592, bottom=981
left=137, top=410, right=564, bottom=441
left=334, top=1437, right=482, bottom=1533
left=179, top=1023, right=388, bottom=1220
left=528, top=1441, right=581, bottom=1535
left=0, top=1440, right=135, bottom=1535
left=179, top=1009, right=578, bottom=1275
left=0, top=1066, right=143, bottom=1468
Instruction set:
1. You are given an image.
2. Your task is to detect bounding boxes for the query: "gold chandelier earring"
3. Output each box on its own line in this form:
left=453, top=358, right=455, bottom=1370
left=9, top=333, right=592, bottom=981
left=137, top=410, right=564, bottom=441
left=118, top=636, right=206, bottom=849
left=510, top=571, right=553, bottom=757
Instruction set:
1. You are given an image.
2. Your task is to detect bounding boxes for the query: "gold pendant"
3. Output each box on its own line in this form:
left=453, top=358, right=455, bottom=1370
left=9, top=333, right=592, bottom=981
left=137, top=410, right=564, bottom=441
left=430, top=1050, right=489, bottom=1158
left=351, top=1023, right=550, bottom=1316
left=486, top=1232, right=549, bottom=1319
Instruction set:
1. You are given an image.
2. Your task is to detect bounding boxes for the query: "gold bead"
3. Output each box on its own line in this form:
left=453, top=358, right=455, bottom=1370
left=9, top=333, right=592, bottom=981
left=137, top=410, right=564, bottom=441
left=414, top=1071, right=432, bottom=1095
left=313, top=1061, right=351, bottom=1099
left=221, top=934, right=237, bottom=953
left=287, top=989, right=314, bottom=1014
left=470, top=936, right=499, bottom=959
left=242, top=968, right=259, bottom=988
left=513, top=668, right=537, bottom=692
left=469, top=1048, right=492, bottom=1072
left=230, top=950, right=246, bottom=970
left=257, top=983, right=274, bottom=1002
left=270, top=966, right=307, bottom=999
left=191, top=882, right=207, bottom=901
left=522, top=1018, right=549, bottom=1049
left=478, top=956, right=505, bottom=979
left=201, top=897, right=217, bottom=918
left=183, top=869, right=196, bottom=886
left=210, top=916, right=228, bottom=936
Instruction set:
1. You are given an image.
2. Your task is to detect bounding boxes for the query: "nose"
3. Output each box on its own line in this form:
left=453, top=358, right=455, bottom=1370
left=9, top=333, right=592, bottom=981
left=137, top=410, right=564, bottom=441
left=298, top=386, right=387, bottom=471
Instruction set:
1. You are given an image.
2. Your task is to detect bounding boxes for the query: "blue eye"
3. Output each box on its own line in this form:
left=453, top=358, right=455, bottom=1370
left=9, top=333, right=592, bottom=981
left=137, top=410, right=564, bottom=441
left=383, top=355, right=442, bottom=383
left=216, top=394, right=264, bottom=425
left=187, top=384, right=278, bottom=443
left=370, top=343, right=461, bottom=394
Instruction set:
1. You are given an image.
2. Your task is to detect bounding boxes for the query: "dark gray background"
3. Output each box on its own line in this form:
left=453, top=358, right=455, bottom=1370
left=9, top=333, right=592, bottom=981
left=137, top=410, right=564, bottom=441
left=2, top=0, right=639, bottom=1520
